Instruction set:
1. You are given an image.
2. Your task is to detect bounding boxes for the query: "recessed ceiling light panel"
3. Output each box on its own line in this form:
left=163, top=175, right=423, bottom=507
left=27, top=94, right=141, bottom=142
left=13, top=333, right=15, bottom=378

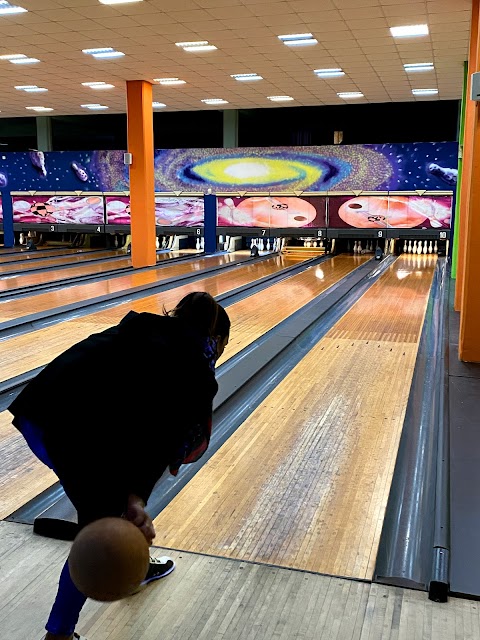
left=231, top=73, right=263, bottom=81
left=390, top=24, right=429, bottom=37
left=404, top=63, right=434, bottom=72
left=175, top=40, right=217, bottom=52
left=201, top=98, right=228, bottom=104
left=153, top=102, right=166, bottom=108
left=154, top=78, right=186, bottom=85
left=11, top=57, right=39, bottom=64
left=412, top=88, right=438, bottom=95
left=337, top=91, right=364, bottom=99
left=0, top=2, right=28, bottom=15
left=267, top=95, right=294, bottom=102
left=81, top=103, right=109, bottom=110
left=26, top=106, right=53, bottom=112
left=314, top=68, right=345, bottom=78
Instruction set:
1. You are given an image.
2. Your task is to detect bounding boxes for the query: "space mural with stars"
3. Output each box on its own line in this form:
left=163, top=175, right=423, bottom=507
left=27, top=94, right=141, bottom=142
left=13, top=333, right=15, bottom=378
left=0, top=142, right=458, bottom=195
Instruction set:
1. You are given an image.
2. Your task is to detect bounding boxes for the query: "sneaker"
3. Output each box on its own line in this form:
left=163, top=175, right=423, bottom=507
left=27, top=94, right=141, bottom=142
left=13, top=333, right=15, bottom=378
left=131, top=556, right=175, bottom=594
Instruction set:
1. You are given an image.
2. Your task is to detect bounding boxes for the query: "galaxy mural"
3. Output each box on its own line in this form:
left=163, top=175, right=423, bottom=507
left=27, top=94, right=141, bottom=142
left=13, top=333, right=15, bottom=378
left=329, top=195, right=452, bottom=230
left=106, top=196, right=204, bottom=226
left=0, top=142, right=458, bottom=194
left=217, top=196, right=326, bottom=228
left=12, top=195, right=104, bottom=225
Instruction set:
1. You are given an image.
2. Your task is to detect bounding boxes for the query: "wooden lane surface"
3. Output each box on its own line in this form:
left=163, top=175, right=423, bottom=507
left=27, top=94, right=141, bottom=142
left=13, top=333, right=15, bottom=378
left=0, top=412, right=56, bottom=520
left=0, top=250, right=199, bottom=293
left=152, top=255, right=437, bottom=581
left=0, top=252, right=237, bottom=322
left=0, top=253, right=307, bottom=384
left=217, top=254, right=369, bottom=365
left=0, top=247, right=106, bottom=265
left=0, top=249, right=132, bottom=276
left=0, top=255, right=361, bottom=517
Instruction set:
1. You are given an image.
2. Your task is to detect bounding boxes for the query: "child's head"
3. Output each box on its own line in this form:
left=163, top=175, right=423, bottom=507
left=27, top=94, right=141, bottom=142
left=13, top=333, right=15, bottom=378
left=165, top=291, right=230, bottom=359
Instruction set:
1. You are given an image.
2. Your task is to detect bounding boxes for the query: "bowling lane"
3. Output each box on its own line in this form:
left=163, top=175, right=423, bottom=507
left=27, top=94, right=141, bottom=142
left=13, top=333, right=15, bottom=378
left=0, top=253, right=310, bottom=384
left=0, top=246, right=104, bottom=265
left=0, top=249, right=197, bottom=293
left=0, top=255, right=365, bottom=517
left=0, top=249, right=129, bottom=276
left=0, top=252, right=238, bottom=323
left=152, top=254, right=436, bottom=582
left=0, top=411, right=56, bottom=519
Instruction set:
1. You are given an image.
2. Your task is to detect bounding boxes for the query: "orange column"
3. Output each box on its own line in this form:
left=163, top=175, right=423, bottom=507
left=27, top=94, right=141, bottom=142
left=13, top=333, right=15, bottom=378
left=126, top=80, right=156, bottom=268
left=459, top=0, right=480, bottom=362
left=455, top=0, right=479, bottom=311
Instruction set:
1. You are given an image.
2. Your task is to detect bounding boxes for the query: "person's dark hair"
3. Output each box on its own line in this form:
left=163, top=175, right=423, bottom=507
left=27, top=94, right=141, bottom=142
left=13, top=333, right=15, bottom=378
left=214, top=305, right=230, bottom=341
left=164, top=291, right=219, bottom=337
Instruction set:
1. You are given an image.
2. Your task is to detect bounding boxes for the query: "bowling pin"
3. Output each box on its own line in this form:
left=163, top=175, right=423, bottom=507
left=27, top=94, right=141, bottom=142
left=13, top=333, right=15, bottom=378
left=196, top=237, right=201, bottom=250
left=416, top=241, right=422, bottom=255
left=320, top=240, right=324, bottom=249
left=200, top=237, right=205, bottom=250
left=434, top=241, right=438, bottom=254
left=403, top=240, right=407, bottom=253
left=428, top=241, right=433, bottom=254
left=224, top=236, right=229, bottom=251
left=250, top=238, right=255, bottom=248
left=260, top=238, right=264, bottom=251
left=156, top=237, right=159, bottom=249
left=266, top=238, right=270, bottom=251
left=408, top=240, right=412, bottom=253
left=413, top=241, right=417, bottom=254
left=423, top=240, right=427, bottom=254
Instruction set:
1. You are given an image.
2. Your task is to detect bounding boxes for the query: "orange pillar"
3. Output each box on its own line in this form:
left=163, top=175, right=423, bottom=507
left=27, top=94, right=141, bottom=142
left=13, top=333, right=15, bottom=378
left=459, top=0, right=480, bottom=362
left=126, top=80, right=156, bottom=268
left=455, top=0, right=480, bottom=311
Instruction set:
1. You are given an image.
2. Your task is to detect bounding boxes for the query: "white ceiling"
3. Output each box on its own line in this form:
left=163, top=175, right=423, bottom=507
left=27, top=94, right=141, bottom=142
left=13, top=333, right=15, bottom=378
left=0, top=0, right=470, bottom=117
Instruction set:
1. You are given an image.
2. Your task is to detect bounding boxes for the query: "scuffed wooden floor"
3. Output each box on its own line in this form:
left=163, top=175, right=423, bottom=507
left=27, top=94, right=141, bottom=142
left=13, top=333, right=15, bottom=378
left=0, top=521, right=477, bottom=640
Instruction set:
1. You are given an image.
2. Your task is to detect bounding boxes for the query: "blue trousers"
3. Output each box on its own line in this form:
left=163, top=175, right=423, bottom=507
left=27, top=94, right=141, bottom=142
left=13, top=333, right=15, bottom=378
left=18, top=417, right=87, bottom=636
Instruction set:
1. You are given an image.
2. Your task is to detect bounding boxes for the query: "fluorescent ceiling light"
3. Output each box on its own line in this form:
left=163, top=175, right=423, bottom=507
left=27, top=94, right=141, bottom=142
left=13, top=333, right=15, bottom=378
left=175, top=40, right=217, bottom=52
left=412, top=88, right=438, bottom=96
left=0, top=54, right=26, bottom=60
left=0, top=2, right=27, bottom=15
left=231, top=73, right=263, bottom=81
left=154, top=78, right=186, bottom=85
left=390, top=24, right=429, bottom=37
left=284, top=38, right=317, bottom=46
left=175, top=41, right=208, bottom=47
left=26, top=106, right=53, bottom=112
left=83, top=48, right=114, bottom=55
left=404, top=62, right=434, bottom=72
left=267, top=95, right=294, bottom=102
left=153, top=102, right=166, bottom=108
left=92, top=51, right=124, bottom=58
left=81, top=103, right=109, bottom=109
left=337, top=91, right=364, bottom=98
left=201, top=98, right=228, bottom=104
left=278, top=33, right=313, bottom=41
left=82, top=82, right=115, bottom=89
left=11, top=57, right=39, bottom=64
left=16, top=85, right=47, bottom=92
left=99, top=0, right=143, bottom=4
left=314, top=68, right=345, bottom=78
left=183, top=44, right=217, bottom=52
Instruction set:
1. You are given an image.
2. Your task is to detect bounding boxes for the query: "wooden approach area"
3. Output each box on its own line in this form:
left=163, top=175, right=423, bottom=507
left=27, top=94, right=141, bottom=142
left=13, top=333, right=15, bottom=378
left=1, top=521, right=478, bottom=640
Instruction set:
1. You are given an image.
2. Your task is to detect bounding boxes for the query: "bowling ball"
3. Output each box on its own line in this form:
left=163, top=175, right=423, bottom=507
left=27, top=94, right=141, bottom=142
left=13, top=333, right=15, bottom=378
left=236, top=196, right=317, bottom=228
left=69, top=517, right=150, bottom=602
